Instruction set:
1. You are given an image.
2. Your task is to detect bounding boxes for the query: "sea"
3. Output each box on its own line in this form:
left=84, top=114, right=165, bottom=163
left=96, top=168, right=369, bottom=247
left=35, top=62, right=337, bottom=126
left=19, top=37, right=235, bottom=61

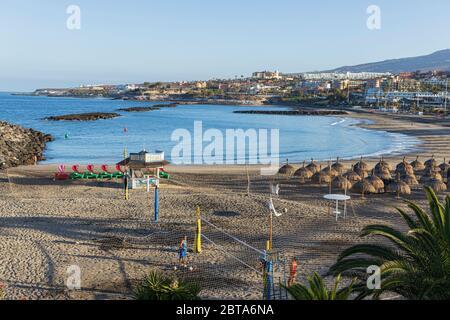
left=0, top=92, right=419, bottom=165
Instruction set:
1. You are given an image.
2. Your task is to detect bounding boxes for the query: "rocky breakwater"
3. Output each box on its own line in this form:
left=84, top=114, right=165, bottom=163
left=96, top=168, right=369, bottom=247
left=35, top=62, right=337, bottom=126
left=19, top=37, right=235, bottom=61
left=117, top=103, right=178, bottom=113
left=233, top=109, right=348, bottom=116
left=44, top=112, right=120, bottom=121
left=0, top=121, right=54, bottom=169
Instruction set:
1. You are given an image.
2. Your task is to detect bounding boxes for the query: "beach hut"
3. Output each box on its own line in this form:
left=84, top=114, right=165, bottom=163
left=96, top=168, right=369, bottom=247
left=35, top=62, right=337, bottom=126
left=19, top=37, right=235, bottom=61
left=425, top=178, right=447, bottom=193
left=366, top=170, right=385, bottom=193
left=344, top=165, right=362, bottom=183
left=354, top=157, right=369, bottom=173
left=386, top=173, right=411, bottom=199
left=278, top=159, right=296, bottom=176
left=332, top=157, right=346, bottom=175
left=117, top=150, right=169, bottom=190
left=410, top=156, right=425, bottom=171
left=306, top=159, right=320, bottom=174
left=424, top=155, right=437, bottom=168
left=332, top=175, right=352, bottom=191
left=294, top=161, right=313, bottom=183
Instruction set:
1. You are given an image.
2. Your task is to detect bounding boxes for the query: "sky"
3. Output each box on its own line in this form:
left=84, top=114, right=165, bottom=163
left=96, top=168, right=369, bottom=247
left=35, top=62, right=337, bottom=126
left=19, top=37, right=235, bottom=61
left=1, top=0, right=449, bottom=91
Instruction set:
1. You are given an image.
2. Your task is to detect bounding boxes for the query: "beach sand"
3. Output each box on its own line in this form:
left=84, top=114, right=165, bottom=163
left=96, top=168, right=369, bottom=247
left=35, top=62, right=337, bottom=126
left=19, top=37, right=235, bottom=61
left=0, top=112, right=449, bottom=300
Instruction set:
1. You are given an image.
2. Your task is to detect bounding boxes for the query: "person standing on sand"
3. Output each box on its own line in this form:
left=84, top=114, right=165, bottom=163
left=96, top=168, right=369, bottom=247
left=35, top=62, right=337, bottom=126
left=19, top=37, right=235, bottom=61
left=288, top=257, right=298, bottom=286
left=178, top=236, right=188, bottom=267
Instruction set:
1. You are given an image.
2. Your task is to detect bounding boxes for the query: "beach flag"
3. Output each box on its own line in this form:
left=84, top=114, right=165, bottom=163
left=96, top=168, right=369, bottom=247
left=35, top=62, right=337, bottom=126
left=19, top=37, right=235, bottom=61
left=270, top=184, right=280, bottom=196
left=268, top=197, right=283, bottom=217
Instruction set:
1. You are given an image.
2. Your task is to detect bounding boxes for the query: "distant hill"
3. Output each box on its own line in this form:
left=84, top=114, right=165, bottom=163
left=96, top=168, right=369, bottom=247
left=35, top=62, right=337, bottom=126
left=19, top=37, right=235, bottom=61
left=326, top=49, right=450, bottom=73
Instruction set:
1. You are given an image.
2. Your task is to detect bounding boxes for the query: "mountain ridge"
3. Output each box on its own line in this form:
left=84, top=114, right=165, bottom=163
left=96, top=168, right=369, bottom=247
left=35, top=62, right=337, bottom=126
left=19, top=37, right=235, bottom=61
left=323, top=49, right=450, bottom=73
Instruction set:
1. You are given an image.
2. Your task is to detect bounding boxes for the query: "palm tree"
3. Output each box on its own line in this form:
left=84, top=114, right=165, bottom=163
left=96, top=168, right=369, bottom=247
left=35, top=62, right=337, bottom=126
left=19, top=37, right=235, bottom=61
left=330, top=187, right=450, bottom=300
left=134, top=270, right=201, bottom=300
left=284, top=273, right=356, bottom=300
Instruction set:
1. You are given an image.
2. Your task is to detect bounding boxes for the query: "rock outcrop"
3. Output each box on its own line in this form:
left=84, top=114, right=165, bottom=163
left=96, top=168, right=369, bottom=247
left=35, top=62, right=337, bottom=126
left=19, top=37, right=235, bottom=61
left=118, top=103, right=178, bottom=112
left=45, top=112, right=120, bottom=121
left=0, top=121, right=53, bottom=169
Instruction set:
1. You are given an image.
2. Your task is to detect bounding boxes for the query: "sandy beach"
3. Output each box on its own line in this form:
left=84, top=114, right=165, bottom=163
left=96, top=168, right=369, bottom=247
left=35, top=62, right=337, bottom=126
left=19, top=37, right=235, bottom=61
left=0, top=111, right=449, bottom=300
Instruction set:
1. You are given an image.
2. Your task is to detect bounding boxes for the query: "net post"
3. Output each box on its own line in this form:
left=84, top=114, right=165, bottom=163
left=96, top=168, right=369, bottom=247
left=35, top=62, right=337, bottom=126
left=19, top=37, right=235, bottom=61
left=194, top=206, right=202, bottom=254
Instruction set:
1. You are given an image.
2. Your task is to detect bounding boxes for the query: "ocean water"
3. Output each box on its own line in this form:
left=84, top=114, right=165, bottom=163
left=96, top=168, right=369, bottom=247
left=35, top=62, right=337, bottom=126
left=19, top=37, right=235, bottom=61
left=0, top=92, right=419, bottom=165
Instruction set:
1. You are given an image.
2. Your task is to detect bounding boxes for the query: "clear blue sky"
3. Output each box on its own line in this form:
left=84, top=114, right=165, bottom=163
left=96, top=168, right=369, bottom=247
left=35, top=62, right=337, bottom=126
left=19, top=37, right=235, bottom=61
left=1, top=0, right=449, bottom=91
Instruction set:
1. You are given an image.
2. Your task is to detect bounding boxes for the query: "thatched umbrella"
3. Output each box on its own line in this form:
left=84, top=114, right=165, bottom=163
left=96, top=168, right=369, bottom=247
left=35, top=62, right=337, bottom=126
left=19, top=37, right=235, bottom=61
left=386, top=173, right=411, bottom=199
left=424, top=155, right=437, bottom=168
left=402, top=173, right=419, bottom=186
left=294, top=161, right=313, bottom=183
left=439, top=158, right=450, bottom=175
left=425, top=178, right=447, bottom=193
left=278, top=159, right=296, bottom=176
left=322, top=161, right=339, bottom=178
left=352, top=172, right=376, bottom=198
left=375, top=167, right=392, bottom=181
left=306, top=159, right=320, bottom=174
left=375, top=157, right=392, bottom=172
left=420, top=166, right=443, bottom=184
left=332, top=175, right=352, bottom=191
left=332, top=157, right=346, bottom=175
left=354, top=157, right=369, bottom=173
left=344, top=165, right=362, bottom=183
left=366, top=169, right=385, bottom=193
left=395, top=157, right=414, bottom=176
left=312, top=165, right=332, bottom=185
left=410, top=156, right=425, bottom=171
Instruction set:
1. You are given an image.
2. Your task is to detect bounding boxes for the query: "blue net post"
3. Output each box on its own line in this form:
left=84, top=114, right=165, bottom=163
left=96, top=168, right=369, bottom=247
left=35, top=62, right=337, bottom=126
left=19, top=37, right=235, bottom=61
left=154, top=185, right=159, bottom=223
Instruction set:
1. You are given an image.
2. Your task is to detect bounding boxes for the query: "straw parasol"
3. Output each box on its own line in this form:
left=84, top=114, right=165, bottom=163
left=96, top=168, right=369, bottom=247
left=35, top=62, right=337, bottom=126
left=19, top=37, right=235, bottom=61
left=332, top=175, right=352, bottom=191
left=312, top=165, right=332, bottom=185
left=366, top=169, right=385, bottom=193
left=278, top=159, right=296, bottom=176
left=420, top=166, right=443, bottom=184
left=354, top=157, right=369, bottom=173
left=306, top=159, right=321, bottom=174
left=344, top=165, right=362, bottom=183
left=352, top=172, right=376, bottom=198
left=402, top=173, right=419, bottom=186
left=410, top=156, right=425, bottom=171
left=424, top=155, right=437, bottom=168
left=332, top=157, right=346, bottom=175
left=425, top=178, right=447, bottom=193
left=375, top=167, right=392, bottom=181
left=439, top=158, right=450, bottom=175
left=294, top=161, right=313, bottom=182
left=322, top=161, right=339, bottom=178
left=395, top=157, right=414, bottom=176
left=375, top=157, right=392, bottom=172
left=386, top=173, right=411, bottom=199
left=375, top=165, right=392, bottom=181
